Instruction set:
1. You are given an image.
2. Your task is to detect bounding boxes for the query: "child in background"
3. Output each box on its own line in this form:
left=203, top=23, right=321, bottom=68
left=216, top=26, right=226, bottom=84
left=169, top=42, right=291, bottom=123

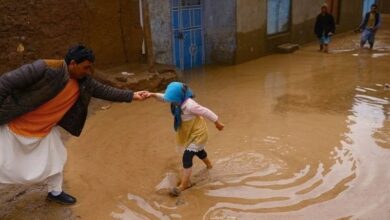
left=146, top=82, right=224, bottom=196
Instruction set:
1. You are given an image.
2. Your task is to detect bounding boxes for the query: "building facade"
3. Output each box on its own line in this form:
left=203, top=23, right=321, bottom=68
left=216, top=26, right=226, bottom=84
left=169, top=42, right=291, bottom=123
left=148, top=0, right=383, bottom=70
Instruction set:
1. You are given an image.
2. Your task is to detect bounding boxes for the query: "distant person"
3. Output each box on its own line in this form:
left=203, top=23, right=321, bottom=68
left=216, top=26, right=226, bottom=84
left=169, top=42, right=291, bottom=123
left=0, top=44, right=148, bottom=205
left=146, top=82, right=224, bottom=196
left=355, top=4, right=381, bottom=49
left=314, top=3, right=336, bottom=53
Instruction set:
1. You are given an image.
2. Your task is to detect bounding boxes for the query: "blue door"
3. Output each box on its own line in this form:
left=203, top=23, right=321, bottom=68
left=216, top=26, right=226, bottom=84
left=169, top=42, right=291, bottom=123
left=363, top=0, right=376, bottom=16
left=172, top=0, right=204, bottom=70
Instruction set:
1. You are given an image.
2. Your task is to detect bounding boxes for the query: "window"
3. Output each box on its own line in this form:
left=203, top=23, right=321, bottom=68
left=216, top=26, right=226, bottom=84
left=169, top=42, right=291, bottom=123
left=267, top=0, right=291, bottom=35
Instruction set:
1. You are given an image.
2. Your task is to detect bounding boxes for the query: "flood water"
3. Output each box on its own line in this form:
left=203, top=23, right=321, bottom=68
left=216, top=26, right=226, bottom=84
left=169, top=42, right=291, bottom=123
left=66, top=17, right=390, bottom=220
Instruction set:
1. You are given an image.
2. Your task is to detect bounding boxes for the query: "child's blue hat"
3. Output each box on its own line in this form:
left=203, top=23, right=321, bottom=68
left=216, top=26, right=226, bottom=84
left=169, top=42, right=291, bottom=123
left=164, top=82, right=194, bottom=131
left=163, top=82, right=193, bottom=104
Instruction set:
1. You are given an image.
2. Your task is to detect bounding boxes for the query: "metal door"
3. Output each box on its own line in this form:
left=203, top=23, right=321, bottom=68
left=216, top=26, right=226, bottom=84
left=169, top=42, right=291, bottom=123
left=172, top=0, right=204, bottom=70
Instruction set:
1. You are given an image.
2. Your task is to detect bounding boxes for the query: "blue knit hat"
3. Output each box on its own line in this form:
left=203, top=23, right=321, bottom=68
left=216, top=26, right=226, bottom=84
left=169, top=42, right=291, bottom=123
left=163, top=82, right=194, bottom=131
left=163, top=82, right=193, bottom=104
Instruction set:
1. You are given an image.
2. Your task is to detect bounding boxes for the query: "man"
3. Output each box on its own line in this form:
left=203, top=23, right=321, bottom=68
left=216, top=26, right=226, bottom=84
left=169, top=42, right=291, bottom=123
left=0, top=45, right=147, bottom=205
left=356, top=4, right=381, bottom=49
left=314, top=3, right=336, bottom=53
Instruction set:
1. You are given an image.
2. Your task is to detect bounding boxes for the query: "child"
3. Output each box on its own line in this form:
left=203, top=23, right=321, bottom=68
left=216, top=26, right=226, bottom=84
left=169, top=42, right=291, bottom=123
left=146, top=82, right=224, bottom=196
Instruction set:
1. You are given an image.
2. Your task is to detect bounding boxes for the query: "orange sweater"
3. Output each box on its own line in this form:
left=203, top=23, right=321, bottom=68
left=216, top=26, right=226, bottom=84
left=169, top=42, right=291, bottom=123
left=9, top=77, right=79, bottom=138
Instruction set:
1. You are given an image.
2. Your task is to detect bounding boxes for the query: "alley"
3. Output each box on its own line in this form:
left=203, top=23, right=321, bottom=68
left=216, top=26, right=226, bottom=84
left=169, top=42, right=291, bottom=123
left=60, top=15, right=390, bottom=220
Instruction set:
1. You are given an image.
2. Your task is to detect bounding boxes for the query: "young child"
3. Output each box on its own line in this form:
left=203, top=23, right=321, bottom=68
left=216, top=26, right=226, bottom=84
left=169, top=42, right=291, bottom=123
left=147, top=82, right=224, bottom=196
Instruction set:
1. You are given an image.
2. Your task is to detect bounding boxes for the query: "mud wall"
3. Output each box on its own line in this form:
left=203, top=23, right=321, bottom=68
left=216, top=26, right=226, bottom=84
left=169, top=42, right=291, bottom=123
left=379, top=0, right=390, bottom=13
left=204, top=0, right=237, bottom=64
left=0, top=0, right=85, bottom=73
left=148, top=0, right=172, bottom=65
left=0, top=0, right=143, bottom=74
left=235, top=0, right=266, bottom=63
left=290, top=0, right=324, bottom=45
left=84, top=0, right=143, bottom=68
left=337, top=0, right=364, bottom=33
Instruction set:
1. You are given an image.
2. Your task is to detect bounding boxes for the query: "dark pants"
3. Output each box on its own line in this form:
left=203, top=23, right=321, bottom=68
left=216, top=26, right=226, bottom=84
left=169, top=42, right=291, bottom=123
left=182, top=149, right=207, bottom=169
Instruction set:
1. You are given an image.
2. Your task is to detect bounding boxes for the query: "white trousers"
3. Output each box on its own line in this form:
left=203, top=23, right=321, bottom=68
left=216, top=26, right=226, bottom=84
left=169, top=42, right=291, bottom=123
left=0, top=125, right=67, bottom=192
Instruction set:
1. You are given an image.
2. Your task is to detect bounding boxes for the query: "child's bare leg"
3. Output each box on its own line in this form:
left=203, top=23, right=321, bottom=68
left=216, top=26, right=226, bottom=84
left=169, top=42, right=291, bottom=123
left=202, top=158, right=213, bottom=169
left=177, top=168, right=192, bottom=191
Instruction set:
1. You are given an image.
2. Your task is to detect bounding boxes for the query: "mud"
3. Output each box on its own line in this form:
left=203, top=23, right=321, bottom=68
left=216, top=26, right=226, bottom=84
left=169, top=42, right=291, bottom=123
left=2, top=15, right=390, bottom=220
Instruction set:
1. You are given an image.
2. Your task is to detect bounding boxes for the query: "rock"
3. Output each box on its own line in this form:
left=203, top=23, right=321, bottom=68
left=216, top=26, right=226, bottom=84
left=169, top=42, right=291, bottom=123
left=115, top=76, right=128, bottom=82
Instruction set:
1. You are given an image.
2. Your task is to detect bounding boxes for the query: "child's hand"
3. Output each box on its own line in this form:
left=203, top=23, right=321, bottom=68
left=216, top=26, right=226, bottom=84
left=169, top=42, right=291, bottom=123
left=215, top=121, right=224, bottom=131
left=133, top=91, right=147, bottom=100
left=142, top=91, right=153, bottom=99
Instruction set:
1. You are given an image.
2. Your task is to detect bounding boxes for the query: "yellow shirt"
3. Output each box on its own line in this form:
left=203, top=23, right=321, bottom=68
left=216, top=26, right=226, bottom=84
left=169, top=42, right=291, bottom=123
left=367, top=12, right=376, bottom=28
left=176, top=116, right=208, bottom=149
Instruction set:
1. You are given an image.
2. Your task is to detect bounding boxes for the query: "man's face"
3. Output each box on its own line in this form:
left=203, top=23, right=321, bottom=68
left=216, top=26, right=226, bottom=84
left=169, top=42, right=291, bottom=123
left=371, top=6, right=377, bottom=13
left=68, top=60, right=93, bottom=79
left=321, top=6, right=327, bottom=14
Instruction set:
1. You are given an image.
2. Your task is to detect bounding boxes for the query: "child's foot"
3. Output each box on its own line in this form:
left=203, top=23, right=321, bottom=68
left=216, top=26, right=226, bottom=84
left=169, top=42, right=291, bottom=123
left=169, top=182, right=194, bottom=197
left=170, top=187, right=181, bottom=197
left=202, top=158, right=213, bottom=169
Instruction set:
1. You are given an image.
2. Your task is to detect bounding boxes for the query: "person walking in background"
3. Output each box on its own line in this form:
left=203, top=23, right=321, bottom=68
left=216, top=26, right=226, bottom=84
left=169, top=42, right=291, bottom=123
left=356, top=4, right=381, bottom=49
left=0, top=44, right=148, bottom=205
left=146, top=82, right=224, bottom=196
left=314, top=3, right=336, bottom=53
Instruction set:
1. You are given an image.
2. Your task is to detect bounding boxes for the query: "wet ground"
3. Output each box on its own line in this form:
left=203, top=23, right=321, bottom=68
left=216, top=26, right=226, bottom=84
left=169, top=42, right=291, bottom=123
left=2, top=16, right=390, bottom=220
left=64, top=16, right=389, bottom=220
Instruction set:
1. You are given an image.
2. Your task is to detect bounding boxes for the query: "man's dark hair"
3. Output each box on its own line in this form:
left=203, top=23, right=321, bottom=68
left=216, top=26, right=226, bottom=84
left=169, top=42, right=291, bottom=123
left=371, top=4, right=377, bottom=8
left=64, top=44, right=95, bottom=65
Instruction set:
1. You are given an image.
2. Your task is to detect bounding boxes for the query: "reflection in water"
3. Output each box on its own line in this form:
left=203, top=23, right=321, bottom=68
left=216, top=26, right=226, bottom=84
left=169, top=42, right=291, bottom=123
left=109, top=84, right=389, bottom=219
left=202, top=88, right=389, bottom=219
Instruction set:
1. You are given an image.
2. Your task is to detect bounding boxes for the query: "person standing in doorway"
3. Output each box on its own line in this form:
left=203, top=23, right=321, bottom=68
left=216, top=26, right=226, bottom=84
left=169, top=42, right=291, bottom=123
left=314, top=3, right=336, bottom=53
left=356, top=4, right=381, bottom=49
left=0, top=44, right=148, bottom=205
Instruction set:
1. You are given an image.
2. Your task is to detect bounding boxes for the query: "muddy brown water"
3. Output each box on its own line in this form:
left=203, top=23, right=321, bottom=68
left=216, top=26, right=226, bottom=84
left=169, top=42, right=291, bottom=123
left=64, top=19, right=390, bottom=220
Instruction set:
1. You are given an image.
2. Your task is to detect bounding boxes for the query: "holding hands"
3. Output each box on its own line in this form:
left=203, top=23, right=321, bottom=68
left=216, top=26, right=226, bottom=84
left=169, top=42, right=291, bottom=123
left=133, top=91, right=153, bottom=101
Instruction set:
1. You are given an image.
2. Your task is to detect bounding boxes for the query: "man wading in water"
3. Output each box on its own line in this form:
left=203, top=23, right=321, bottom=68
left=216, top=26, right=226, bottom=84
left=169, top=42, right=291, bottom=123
left=0, top=44, right=147, bottom=205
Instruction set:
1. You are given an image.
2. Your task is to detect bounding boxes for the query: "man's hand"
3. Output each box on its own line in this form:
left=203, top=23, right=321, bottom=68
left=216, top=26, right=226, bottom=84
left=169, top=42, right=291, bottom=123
left=142, top=91, right=153, bottom=99
left=133, top=91, right=149, bottom=101
left=215, top=121, right=225, bottom=131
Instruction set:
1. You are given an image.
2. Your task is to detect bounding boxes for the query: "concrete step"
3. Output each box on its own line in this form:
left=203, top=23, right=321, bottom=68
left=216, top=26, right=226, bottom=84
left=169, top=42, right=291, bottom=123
left=277, top=43, right=300, bottom=53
